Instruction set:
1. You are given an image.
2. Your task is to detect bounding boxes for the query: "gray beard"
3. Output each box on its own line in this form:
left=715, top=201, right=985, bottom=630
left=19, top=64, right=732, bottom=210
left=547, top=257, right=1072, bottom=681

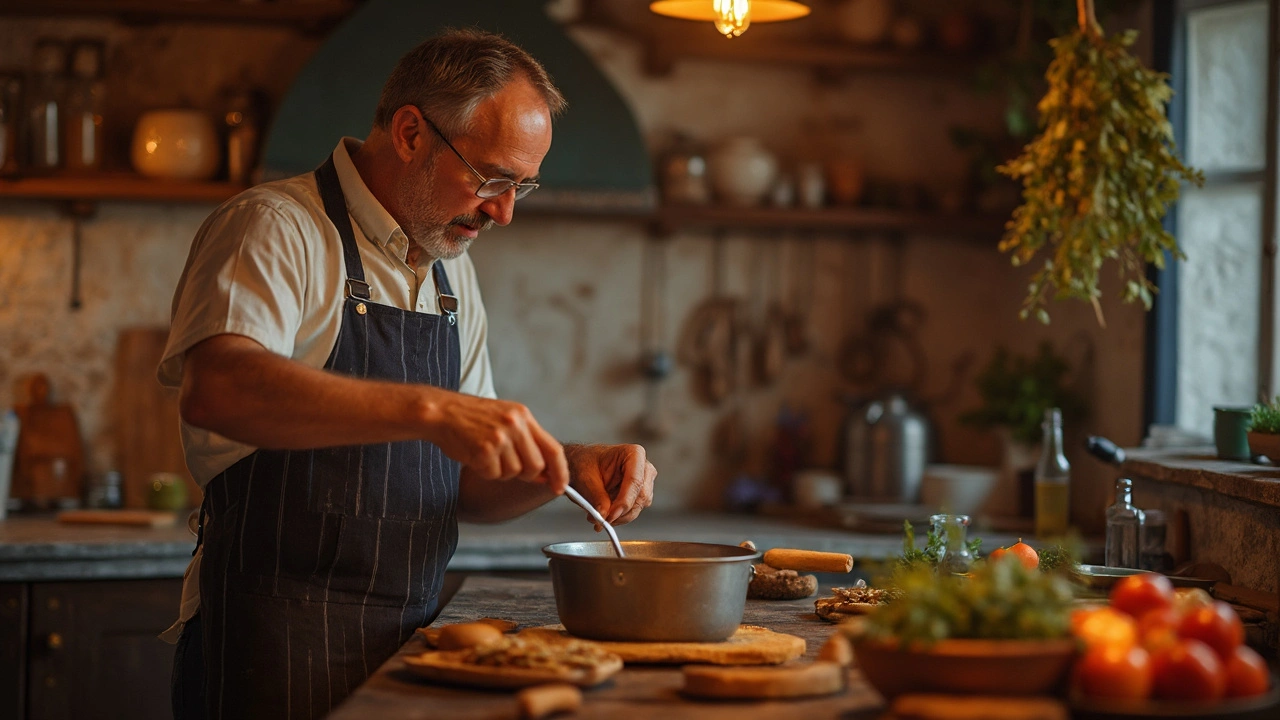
left=397, top=163, right=493, bottom=260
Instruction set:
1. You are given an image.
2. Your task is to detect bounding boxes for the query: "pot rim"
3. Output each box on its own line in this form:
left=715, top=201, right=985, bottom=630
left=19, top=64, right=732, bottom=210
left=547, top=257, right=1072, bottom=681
left=542, top=540, right=760, bottom=564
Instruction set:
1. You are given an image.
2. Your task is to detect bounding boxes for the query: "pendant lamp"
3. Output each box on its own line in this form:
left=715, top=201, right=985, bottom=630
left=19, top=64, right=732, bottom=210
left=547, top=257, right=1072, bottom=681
left=649, top=0, right=811, bottom=38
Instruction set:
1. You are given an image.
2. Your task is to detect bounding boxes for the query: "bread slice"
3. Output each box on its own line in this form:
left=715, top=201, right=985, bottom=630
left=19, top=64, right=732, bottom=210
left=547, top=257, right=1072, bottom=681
left=681, top=661, right=846, bottom=699
left=402, top=636, right=622, bottom=689
left=520, top=625, right=805, bottom=665
left=748, top=563, right=819, bottom=600
left=417, top=617, right=519, bottom=648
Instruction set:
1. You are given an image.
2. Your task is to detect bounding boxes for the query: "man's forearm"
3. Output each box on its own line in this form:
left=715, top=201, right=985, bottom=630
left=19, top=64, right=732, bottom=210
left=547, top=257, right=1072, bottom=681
left=455, top=465, right=558, bottom=523
left=180, top=335, right=444, bottom=450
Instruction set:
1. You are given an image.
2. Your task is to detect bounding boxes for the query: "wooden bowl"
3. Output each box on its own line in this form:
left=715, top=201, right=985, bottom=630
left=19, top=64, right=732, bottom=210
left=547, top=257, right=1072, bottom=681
left=850, top=634, right=1077, bottom=699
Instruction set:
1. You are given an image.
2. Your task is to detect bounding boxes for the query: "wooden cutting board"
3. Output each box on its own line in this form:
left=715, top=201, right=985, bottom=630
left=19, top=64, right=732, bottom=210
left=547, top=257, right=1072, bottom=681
left=519, top=625, right=806, bottom=665
left=12, top=373, right=85, bottom=505
left=111, top=327, right=197, bottom=509
left=57, top=509, right=178, bottom=528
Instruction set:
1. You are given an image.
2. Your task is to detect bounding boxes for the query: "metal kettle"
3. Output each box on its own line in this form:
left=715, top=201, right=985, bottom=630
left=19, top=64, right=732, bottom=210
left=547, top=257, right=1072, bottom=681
left=842, top=392, right=930, bottom=503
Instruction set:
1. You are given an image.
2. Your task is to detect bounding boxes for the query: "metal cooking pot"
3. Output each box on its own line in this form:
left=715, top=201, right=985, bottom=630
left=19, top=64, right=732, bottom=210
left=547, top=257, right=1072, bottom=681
left=542, top=540, right=759, bottom=642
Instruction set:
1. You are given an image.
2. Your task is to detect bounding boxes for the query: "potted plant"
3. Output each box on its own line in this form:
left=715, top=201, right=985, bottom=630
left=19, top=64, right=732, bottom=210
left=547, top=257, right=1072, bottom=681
left=1247, top=398, right=1280, bottom=461
left=960, top=342, right=1087, bottom=516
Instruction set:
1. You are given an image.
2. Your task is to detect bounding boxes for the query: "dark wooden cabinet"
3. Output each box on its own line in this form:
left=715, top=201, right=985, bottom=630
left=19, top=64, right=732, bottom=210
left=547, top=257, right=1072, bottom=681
left=1, top=578, right=182, bottom=720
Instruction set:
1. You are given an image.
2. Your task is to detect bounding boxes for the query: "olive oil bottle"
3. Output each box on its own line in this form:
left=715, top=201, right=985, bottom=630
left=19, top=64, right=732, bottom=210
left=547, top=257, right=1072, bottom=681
left=1034, top=408, right=1070, bottom=537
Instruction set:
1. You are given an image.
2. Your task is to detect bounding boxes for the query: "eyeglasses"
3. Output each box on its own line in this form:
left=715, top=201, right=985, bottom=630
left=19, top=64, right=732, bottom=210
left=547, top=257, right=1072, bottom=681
left=419, top=112, right=539, bottom=201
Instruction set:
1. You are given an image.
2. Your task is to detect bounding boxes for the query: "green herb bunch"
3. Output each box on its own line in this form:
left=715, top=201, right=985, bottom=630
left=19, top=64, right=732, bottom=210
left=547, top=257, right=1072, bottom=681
left=864, top=556, right=1074, bottom=645
left=998, top=21, right=1204, bottom=327
left=1250, top=398, right=1280, bottom=434
left=1036, top=543, right=1078, bottom=573
left=897, top=519, right=982, bottom=572
left=959, top=342, right=1087, bottom=445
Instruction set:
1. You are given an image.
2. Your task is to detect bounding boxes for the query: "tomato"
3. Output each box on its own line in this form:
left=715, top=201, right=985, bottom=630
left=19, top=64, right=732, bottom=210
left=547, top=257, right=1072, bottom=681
left=1177, top=601, right=1244, bottom=660
left=989, top=546, right=1008, bottom=563
left=1073, top=643, right=1154, bottom=700
left=1225, top=645, right=1271, bottom=698
left=1151, top=639, right=1227, bottom=702
left=1072, top=606, right=1138, bottom=651
left=1136, top=606, right=1181, bottom=652
left=1173, top=587, right=1214, bottom=614
left=1007, top=540, right=1039, bottom=570
left=1110, top=573, right=1175, bottom=618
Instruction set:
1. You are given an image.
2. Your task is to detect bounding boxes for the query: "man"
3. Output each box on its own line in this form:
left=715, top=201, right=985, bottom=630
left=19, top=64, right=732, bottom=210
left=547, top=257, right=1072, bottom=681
left=161, top=29, right=656, bottom=719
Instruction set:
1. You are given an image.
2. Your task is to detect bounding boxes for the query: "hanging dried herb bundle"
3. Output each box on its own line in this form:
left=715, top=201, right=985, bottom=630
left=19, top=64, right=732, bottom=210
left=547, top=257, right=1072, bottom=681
left=998, top=0, right=1204, bottom=326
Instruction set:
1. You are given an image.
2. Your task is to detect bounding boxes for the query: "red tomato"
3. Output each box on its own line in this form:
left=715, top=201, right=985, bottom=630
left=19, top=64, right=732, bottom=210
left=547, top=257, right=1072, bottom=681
left=1110, top=573, right=1176, bottom=618
left=1072, top=607, right=1138, bottom=651
left=1073, top=643, right=1154, bottom=700
left=1008, top=540, right=1039, bottom=570
left=1136, top=606, right=1181, bottom=652
left=1151, top=639, right=1227, bottom=702
left=1177, top=601, right=1244, bottom=660
left=1225, top=645, right=1271, bottom=698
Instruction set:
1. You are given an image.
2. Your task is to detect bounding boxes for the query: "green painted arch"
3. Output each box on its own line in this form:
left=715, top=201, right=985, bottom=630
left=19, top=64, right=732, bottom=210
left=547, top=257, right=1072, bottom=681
left=262, top=0, right=653, bottom=205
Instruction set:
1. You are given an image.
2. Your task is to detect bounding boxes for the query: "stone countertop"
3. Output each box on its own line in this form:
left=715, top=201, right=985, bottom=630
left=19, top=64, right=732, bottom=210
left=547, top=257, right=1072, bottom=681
left=1123, top=446, right=1280, bottom=509
left=0, top=508, right=1030, bottom=583
left=327, top=575, right=889, bottom=720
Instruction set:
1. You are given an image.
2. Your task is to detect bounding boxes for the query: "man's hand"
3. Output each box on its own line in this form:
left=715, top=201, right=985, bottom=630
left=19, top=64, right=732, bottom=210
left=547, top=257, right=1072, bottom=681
left=426, top=394, right=569, bottom=493
left=566, top=444, right=656, bottom=527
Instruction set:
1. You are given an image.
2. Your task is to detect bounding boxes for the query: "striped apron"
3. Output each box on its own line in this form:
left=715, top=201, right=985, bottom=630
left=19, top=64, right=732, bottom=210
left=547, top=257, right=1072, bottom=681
left=196, top=154, right=462, bottom=719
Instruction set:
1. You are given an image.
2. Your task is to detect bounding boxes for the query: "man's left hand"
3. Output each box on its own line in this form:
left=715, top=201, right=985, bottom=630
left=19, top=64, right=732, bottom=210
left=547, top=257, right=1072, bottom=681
left=566, top=444, right=656, bottom=527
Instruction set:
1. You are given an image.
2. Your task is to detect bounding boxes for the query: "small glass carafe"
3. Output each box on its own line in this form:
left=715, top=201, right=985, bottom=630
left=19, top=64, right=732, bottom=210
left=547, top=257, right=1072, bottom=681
left=929, top=513, right=974, bottom=574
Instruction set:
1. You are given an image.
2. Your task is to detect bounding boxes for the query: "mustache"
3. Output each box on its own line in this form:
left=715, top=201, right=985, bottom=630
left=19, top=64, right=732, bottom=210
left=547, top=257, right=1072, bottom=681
left=452, top=213, right=495, bottom=232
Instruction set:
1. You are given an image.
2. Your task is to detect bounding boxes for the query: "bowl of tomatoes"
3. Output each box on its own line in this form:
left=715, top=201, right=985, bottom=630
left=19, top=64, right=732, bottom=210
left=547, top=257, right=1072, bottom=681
left=1069, top=572, right=1277, bottom=718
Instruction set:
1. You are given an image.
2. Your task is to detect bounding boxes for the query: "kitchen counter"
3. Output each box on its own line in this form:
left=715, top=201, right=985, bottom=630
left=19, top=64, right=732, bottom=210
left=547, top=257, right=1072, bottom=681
left=0, top=508, right=1033, bottom=583
left=327, top=574, right=886, bottom=719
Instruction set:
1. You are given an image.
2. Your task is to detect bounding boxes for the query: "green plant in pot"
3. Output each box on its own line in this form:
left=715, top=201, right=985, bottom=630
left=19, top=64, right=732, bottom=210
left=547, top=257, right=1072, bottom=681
left=1247, top=398, right=1280, bottom=461
left=960, top=342, right=1087, bottom=516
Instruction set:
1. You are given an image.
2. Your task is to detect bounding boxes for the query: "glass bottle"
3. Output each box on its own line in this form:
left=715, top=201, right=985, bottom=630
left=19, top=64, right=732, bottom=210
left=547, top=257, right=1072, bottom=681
left=0, top=73, right=21, bottom=175
left=63, top=39, right=105, bottom=173
left=223, top=76, right=264, bottom=184
left=1034, top=408, right=1071, bottom=537
left=27, top=38, right=66, bottom=172
left=929, top=513, right=974, bottom=574
left=1105, top=478, right=1145, bottom=568
left=1139, top=508, right=1168, bottom=572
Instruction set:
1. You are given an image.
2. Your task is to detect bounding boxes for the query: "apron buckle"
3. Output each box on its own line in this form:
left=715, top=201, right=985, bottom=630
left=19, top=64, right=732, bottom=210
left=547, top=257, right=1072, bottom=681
left=439, top=293, right=459, bottom=326
left=346, top=278, right=371, bottom=300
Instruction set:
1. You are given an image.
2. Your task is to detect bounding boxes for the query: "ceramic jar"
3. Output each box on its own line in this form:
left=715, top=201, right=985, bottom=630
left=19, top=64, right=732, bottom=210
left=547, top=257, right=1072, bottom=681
left=131, top=109, right=220, bottom=180
left=707, top=137, right=777, bottom=207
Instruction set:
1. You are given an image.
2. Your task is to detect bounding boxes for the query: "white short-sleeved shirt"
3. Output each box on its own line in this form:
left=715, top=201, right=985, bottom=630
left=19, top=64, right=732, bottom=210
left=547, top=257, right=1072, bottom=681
left=158, top=138, right=496, bottom=639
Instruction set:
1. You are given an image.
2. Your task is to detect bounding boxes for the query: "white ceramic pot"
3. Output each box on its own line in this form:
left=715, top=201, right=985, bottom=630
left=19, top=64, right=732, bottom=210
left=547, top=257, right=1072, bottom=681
left=131, top=109, right=220, bottom=181
left=708, top=137, right=777, bottom=207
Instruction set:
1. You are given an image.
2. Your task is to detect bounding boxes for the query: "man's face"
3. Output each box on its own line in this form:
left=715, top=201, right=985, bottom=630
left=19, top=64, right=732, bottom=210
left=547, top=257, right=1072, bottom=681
left=397, top=79, right=553, bottom=260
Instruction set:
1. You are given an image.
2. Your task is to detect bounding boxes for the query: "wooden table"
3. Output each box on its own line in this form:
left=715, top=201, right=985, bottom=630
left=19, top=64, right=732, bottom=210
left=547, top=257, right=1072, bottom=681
left=327, top=574, right=886, bottom=719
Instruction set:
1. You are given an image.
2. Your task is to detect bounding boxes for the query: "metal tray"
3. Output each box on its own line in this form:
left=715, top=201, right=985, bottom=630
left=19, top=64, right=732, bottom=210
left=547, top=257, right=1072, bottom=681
left=1072, top=564, right=1218, bottom=591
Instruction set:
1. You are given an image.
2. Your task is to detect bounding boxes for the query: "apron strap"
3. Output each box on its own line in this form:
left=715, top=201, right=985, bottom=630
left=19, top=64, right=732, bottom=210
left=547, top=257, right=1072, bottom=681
left=431, top=261, right=459, bottom=326
left=315, top=155, right=370, bottom=300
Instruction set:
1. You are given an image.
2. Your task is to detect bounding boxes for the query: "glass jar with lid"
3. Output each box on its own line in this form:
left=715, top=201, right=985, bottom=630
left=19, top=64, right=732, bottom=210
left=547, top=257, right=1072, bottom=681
left=27, top=38, right=66, bottom=171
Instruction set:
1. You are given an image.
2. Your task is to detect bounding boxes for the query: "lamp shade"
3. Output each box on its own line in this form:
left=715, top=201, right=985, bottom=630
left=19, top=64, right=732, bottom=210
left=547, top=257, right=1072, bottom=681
left=649, top=0, right=811, bottom=24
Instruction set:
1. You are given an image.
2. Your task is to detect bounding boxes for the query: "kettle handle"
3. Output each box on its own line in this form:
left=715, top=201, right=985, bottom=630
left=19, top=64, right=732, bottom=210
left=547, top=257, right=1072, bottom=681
left=1085, top=435, right=1126, bottom=465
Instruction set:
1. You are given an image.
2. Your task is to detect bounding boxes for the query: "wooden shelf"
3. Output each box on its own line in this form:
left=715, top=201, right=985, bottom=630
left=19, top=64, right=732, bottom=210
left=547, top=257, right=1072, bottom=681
left=645, top=36, right=985, bottom=77
left=653, top=204, right=1007, bottom=238
left=0, top=174, right=246, bottom=205
left=0, top=0, right=356, bottom=30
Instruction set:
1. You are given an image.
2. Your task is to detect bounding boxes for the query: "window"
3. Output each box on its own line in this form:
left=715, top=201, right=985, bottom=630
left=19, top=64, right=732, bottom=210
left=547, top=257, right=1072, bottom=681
left=1148, top=0, right=1277, bottom=437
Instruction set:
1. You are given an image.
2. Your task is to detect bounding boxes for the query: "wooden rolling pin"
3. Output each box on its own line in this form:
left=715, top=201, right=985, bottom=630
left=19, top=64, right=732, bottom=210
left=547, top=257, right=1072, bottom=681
left=762, top=548, right=853, bottom=573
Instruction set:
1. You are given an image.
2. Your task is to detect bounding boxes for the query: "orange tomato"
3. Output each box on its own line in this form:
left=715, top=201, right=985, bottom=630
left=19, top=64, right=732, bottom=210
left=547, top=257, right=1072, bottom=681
left=1136, top=606, right=1181, bottom=652
left=1007, top=539, right=1039, bottom=570
left=1110, top=573, right=1175, bottom=619
left=1073, top=643, right=1154, bottom=700
left=1151, top=639, right=1227, bottom=702
left=1225, top=645, right=1271, bottom=698
left=1072, top=606, right=1138, bottom=651
left=1177, top=601, right=1244, bottom=661
left=1173, top=587, right=1214, bottom=614
left=988, top=546, right=1008, bottom=563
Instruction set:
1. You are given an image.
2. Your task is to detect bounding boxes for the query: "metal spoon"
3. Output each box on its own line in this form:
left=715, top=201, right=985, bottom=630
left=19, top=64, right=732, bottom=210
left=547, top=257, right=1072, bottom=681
left=563, top=485, right=625, bottom=558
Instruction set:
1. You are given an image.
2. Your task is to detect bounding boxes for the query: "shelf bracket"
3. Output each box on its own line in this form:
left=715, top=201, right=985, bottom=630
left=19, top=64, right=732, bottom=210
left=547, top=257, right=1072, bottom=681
left=64, top=201, right=96, bottom=311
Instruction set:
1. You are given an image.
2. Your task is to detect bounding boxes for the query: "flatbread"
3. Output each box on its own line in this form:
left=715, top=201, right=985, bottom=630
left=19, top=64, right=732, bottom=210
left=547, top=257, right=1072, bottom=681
left=519, top=625, right=805, bottom=665
left=416, top=617, right=519, bottom=648
left=681, top=661, right=846, bottom=699
left=403, top=636, right=622, bottom=689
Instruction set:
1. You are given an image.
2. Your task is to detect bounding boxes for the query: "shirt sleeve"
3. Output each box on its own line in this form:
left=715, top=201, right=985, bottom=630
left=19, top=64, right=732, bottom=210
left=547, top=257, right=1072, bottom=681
left=158, top=196, right=313, bottom=388
left=447, top=254, right=497, bottom=400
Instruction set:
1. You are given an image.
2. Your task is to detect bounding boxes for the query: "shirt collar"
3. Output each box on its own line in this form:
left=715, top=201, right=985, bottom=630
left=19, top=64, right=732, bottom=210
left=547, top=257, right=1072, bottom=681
left=331, top=137, right=404, bottom=250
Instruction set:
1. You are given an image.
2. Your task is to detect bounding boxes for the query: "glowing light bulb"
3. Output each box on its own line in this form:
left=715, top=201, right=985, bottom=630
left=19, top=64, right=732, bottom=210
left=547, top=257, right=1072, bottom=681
left=714, top=0, right=751, bottom=37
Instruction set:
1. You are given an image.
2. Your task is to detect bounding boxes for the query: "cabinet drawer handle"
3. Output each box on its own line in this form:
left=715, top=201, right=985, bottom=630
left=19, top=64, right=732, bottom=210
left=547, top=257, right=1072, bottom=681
left=47, top=632, right=63, bottom=650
